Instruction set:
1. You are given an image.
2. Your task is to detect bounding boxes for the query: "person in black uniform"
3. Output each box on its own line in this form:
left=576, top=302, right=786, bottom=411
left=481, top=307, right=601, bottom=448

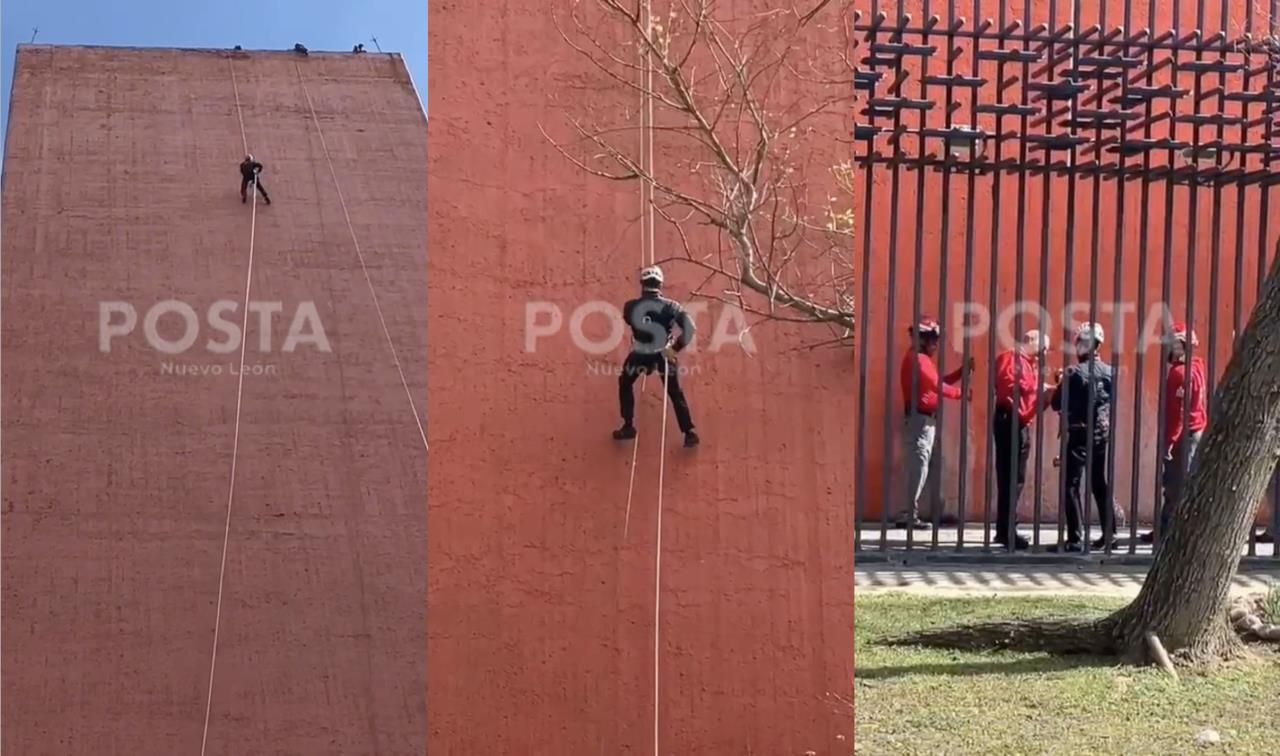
left=1050, top=322, right=1116, bottom=551
left=614, top=265, right=699, bottom=447
left=239, top=154, right=271, bottom=205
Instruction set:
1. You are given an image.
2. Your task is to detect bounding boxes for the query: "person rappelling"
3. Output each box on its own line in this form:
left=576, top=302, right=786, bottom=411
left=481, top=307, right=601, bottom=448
left=613, top=265, right=699, bottom=448
left=239, top=154, right=272, bottom=205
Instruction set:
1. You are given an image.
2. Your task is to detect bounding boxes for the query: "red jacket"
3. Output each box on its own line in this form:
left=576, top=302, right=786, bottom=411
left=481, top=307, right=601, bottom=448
left=900, top=350, right=963, bottom=415
left=1165, top=357, right=1207, bottom=449
left=993, top=349, right=1045, bottom=426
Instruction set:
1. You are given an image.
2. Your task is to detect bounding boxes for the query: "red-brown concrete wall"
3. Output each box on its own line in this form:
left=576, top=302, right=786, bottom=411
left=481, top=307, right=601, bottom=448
left=2, top=46, right=427, bottom=753
left=855, top=0, right=1279, bottom=526
left=428, top=2, right=855, bottom=753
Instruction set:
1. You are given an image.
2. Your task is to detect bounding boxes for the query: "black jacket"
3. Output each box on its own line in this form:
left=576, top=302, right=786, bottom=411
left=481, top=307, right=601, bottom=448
left=240, top=159, right=264, bottom=179
left=1052, top=355, right=1113, bottom=434
left=622, top=291, right=695, bottom=355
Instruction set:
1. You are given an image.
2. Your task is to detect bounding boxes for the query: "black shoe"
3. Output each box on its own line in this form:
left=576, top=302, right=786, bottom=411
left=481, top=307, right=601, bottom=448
left=1257, top=530, right=1276, bottom=544
left=241, top=195, right=247, bottom=204
left=263, top=196, right=271, bottom=205
left=1138, top=531, right=1156, bottom=545
left=683, top=431, right=700, bottom=448
left=612, top=424, right=637, bottom=441
left=995, top=535, right=1030, bottom=551
left=1091, top=534, right=1117, bottom=550
left=897, top=517, right=931, bottom=530
left=1052, top=540, right=1084, bottom=553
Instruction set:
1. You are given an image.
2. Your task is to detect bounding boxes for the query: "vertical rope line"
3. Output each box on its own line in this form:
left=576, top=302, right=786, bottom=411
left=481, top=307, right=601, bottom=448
left=202, top=56, right=258, bottom=755
left=293, top=63, right=429, bottom=452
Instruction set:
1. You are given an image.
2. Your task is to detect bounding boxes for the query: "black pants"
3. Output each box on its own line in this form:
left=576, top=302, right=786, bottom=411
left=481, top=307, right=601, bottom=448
left=618, top=351, right=694, bottom=433
left=240, top=175, right=270, bottom=201
left=1063, top=428, right=1114, bottom=543
left=992, top=408, right=1030, bottom=543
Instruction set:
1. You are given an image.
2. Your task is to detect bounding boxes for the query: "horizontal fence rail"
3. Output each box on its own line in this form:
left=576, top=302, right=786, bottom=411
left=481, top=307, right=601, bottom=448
left=853, top=0, right=1280, bottom=562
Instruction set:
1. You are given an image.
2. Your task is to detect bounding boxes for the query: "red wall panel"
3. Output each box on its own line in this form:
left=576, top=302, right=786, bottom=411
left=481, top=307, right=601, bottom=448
left=428, top=1, right=856, bottom=752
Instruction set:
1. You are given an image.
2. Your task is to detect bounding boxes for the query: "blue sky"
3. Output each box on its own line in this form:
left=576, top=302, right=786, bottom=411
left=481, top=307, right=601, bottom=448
left=1, top=0, right=426, bottom=146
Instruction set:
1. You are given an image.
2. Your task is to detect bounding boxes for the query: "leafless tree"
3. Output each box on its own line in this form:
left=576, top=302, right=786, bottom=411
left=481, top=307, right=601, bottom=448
left=542, top=0, right=859, bottom=343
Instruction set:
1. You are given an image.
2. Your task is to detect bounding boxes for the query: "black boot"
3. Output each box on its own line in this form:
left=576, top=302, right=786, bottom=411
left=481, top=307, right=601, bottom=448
left=263, top=195, right=271, bottom=205
left=612, top=424, right=637, bottom=441
left=683, top=430, right=700, bottom=448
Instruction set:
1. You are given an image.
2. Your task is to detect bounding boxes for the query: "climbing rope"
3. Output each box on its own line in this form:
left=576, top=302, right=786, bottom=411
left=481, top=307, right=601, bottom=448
left=652, top=356, right=670, bottom=756
left=638, top=6, right=668, bottom=753
left=293, top=62, right=429, bottom=452
left=624, top=0, right=657, bottom=538
left=202, top=56, right=259, bottom=756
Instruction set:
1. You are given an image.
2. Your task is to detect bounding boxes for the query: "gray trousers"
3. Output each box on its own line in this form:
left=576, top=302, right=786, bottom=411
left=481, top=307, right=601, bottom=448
left=1159, top=430, right=1202, bottom=532
left=901, top=414, right=938, bottom=521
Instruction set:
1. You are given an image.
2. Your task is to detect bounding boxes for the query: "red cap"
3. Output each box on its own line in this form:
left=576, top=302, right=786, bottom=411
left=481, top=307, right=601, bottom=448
left=910, top=317, right=941, bottom=335
left=1171, top=322, right=1199, bottom=346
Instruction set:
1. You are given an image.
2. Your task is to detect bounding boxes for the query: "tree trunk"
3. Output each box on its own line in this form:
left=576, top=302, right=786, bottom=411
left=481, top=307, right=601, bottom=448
left=1108, top=238, right=1280, bottom=665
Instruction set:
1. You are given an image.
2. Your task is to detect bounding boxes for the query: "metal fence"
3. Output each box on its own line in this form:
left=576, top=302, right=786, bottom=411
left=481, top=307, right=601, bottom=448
left=851, top=0, right=1280, bottom=561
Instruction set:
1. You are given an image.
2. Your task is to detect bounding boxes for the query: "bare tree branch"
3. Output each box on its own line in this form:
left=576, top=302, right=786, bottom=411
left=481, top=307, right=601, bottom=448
left=547, top=0, right=859, bottom=337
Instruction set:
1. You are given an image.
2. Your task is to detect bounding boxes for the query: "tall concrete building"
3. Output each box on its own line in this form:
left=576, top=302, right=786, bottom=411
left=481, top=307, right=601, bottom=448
left=2, top=45, right=427, bottom=753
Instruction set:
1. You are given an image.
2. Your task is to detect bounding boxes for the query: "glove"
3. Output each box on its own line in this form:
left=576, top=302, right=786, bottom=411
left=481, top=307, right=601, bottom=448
left=662, top=346, right=678, bottom=363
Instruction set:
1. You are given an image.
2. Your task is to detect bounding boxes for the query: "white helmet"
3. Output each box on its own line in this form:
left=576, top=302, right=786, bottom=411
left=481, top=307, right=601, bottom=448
left=1074, top=322, right=1105, bottom=346
left=639, top=265, right=664, bottom=288
left=1021, top=329, right=1049, bottom=355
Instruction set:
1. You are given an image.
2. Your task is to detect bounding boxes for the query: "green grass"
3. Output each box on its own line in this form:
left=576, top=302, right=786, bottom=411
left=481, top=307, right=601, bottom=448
left=1264, top=581, right=1280, bottom=623
left=855, top=595, right=1280, bottom=755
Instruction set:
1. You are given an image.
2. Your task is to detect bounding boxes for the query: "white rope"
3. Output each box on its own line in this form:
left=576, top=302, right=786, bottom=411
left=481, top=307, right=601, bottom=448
left=626, top=0, right=655, bottom=539
left=202, top=57, right=257, bottom=755
left=623, top=421, right=644, bottom=538
left=293, top=63, right=429, bottom=452
left=653, top=361, right=672, bottom=756
left=640, top=6, right=666, bottom=754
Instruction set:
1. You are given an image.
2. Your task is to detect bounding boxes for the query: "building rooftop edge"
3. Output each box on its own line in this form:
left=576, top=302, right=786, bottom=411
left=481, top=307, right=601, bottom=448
left=15, top=42, right=402, bottom=58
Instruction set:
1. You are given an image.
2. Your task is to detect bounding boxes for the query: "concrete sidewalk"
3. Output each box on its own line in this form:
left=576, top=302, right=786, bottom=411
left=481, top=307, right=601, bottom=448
left=856, top=563, right=1280, bottom=598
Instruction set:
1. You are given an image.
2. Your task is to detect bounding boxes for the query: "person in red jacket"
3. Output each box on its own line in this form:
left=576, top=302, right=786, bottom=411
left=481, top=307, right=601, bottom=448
left=897, top=317, right=973, bottom=529
left=1143, top=322, right=1208, bottom=544
left=991, top=330, right=1058, bottom=550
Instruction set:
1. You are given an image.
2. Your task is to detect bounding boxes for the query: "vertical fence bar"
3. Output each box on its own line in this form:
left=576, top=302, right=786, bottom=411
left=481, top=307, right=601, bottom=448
left=1056, top=3, right=1083, bottom=553
left=931, top=5, right=960, bottom=550
left=955, top=13, right=980, bottom=551
left=1099, top=0, right=1128, bottom=555
left=1152, top=0, right=1187, bottom=550
left=1236, top=0, right=1258, bottom=558
left=852, top=12, right=880, bottom=555
left=1151, top=0, right=1182, bottom=546
left=1129, top=0, right=1160, bottom=551
left=1082, top=13, right=1107, bottom=553
left=1265, top=0, right=1278, bottom=560
left=1035, top=9, right=1061, bottom=551
left=1203, top=0, right=1230, bottom=557
left=1015, top=2, right=1038, bottom=548
left=988, top=19, right=1016, bottom=551
left=878, top=11, right=908, bottom=551
left=1177, top=14, right=1207, bottom=559
left=977, top=5, right=999, bottom=550
left=906, top=8, right=936, bottom=551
